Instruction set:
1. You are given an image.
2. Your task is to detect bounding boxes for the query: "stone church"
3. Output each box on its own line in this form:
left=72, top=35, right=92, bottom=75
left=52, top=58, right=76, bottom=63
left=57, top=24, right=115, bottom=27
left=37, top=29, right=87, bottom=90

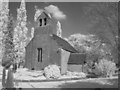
left=24, top=9, right=86, bottom=73
left=25, top=10, right=62, bottom=70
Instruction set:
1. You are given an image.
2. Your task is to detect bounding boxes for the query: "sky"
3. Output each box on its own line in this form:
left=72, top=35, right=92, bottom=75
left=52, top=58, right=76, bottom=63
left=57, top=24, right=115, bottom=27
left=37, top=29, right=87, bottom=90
left=9, top=2, right=105, bottom=38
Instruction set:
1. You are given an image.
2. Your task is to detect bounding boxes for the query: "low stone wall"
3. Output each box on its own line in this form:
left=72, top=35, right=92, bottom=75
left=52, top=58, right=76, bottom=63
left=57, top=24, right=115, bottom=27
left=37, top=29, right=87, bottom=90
left=68, top=65, right=83, bottom=72
left=68, top=53, right=86, bottom=64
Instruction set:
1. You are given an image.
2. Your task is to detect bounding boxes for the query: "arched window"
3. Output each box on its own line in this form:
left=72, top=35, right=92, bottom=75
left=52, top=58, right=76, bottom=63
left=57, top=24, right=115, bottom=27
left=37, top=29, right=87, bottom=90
left=39, top=19, right=42, bottom=26
left=44, top=18, right=47, bottom=25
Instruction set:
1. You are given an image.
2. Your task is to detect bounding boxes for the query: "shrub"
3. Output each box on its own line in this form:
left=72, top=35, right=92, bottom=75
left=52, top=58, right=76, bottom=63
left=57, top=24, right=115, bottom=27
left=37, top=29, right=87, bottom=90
left=83, top=63, right=93, bottom=74
left=44, top=65, right=61, bottom=79
left=94, top=59, right=117, bottom=77
left=67, top=71, right=86, bottom=78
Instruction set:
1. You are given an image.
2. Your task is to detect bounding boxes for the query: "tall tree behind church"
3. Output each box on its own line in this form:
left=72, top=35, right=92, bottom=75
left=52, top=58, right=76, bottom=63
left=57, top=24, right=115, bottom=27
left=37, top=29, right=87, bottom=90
left=13, top=0, right=28, bottom=64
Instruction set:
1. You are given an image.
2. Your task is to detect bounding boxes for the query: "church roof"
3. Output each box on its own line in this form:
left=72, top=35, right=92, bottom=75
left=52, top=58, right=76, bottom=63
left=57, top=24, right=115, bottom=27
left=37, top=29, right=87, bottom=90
left=34, top=9, right=51, bottom=22
left=51, top=34, right=78, bottom=53
left=26, top=34, right=78, bottom=53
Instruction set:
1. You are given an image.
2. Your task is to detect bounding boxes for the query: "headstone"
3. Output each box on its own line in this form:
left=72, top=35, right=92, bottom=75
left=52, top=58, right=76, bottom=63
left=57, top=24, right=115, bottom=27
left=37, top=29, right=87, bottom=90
left=61, top=49, right=70, bottom=75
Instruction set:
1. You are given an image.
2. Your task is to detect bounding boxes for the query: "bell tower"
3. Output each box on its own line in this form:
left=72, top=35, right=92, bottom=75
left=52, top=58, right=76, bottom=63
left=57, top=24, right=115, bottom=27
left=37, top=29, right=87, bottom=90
left=34, top=9, right=53, bottom=36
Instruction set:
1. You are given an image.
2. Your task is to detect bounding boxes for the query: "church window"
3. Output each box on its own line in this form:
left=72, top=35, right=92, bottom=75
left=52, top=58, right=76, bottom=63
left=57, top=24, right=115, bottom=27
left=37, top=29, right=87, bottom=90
left=44, top=18, right=47, bottom=25
left=38, top=48, right=42, bottom=62
left=39, top=19, right=42, bottom=26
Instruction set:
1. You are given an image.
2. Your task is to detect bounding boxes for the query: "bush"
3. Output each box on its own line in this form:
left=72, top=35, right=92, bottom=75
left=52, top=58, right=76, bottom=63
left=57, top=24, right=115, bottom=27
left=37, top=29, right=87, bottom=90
left=67, top=71, right=86, bottom=78
left=44, top=65, right=61, bottom=79
left=83, top=63, right=92, bottom=74
left=94, top=59, right=117, bottom=77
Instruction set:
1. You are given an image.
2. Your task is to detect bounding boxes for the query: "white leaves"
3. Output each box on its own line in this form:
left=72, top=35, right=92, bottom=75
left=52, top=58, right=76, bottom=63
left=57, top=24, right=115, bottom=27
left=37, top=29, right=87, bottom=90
left=44, top=65, right=61, bottom=79
left=56, top=21, right=62, bottom=37
left=21, top=22, right=26, bottom=27
left=45, top=5, right=66, bottom=20
left=34, top=5, right=66, bottom=22
left=68, top=34, right=93, bottom=46
left=13, top=0, right=28, bottom=62
left=0, top=21, right=4, bottom=27
left=31, top=27, right=34, bottom=39
left=0, top=0, right=9, bottom=62
left=95, top=59, right=117, bottom=77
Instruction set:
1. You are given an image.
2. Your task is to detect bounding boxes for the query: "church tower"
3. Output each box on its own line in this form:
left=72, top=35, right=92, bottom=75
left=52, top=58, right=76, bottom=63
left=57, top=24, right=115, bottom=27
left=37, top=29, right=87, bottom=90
left=34, top=9, right=53, bottom=36
left=25, top=9, right=61, bottom=70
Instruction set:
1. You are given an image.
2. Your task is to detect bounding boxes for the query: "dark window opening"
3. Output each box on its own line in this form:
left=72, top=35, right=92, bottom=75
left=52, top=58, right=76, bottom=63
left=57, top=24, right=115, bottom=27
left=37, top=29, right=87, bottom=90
left=39, top=19, right=42, bottom=26
left=38, top=48, right=42, bottom=62
left=44, top=18, right=47, bottom=25
left=31, top=68, right=34, bottom=70
left=57, top=49, right=59, bottom=53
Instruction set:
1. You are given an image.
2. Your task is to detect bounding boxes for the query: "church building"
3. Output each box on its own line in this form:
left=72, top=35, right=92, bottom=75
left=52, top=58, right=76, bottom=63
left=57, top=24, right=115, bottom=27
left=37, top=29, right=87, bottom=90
left=25, top=9, right=61, bottom=70
left=24, top=9, right=86, bottom=73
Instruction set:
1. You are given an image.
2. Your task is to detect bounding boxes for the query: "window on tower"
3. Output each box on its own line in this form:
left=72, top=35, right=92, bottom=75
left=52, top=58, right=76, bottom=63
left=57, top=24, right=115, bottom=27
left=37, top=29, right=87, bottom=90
left=44, top=18, right=47, bottom=25
left=39, top=19, right=42, bottom=26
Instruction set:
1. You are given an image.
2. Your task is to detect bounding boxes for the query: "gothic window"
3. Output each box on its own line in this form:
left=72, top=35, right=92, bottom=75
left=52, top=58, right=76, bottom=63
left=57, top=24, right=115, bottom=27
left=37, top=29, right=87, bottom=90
left=44, top=18, right=47, bottom=25
left=39, top=19, right=42, bottom=26
left=31, top=68, right=34, bottom=70
left=38, top=48, right=42, bottom=62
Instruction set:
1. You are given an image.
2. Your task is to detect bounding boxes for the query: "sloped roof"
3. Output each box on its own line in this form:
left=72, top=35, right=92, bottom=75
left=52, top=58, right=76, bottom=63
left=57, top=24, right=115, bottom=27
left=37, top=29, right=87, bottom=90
left=51, top=34, right=78, bottom=53
left=34, top=9, right=51, bottom=22
left=26, top=34, right=78, bottom=53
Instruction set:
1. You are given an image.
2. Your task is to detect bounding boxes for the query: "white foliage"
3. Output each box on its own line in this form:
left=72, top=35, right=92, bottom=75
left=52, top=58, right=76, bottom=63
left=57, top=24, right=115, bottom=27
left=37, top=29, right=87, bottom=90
left=45, top=5, right=66, bottom=20
left=13, top=0, right=28, bottom=63
left=66, top=71, right=86, bottom=77
left=30, top=27, right=34, bottom=39
left=94, top=59, right=117, bottom=77
left=44, top=65, right=61, bottom=79
left=0, top=0, right=9, bottom=61
left=68, top=34, right=98, bottom=52
left=56, top=21, right=62, bottom=37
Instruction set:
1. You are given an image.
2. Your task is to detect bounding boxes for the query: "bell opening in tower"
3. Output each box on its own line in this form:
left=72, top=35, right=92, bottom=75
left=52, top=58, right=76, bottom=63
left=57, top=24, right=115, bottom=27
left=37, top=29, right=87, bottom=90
left=39, top=19, right=42, bottom=26
left=44, top=18, right=47, bottom=25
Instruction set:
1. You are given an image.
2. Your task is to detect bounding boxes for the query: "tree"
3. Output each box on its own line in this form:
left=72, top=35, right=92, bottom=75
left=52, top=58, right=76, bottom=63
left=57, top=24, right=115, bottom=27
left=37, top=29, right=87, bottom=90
left=30, top=27, right=34, bottom=40
left=2, top=14, right=15, bottom=66
left=1, top=15, right=15, bottom=88
left=68, top=33, right=100, bottom=53
left=84, top=2, right=118, bottom=63
left=13, top=0, right=28, bottom=64
left=56, top=21, right=62, bottom=38
left=68, top=33, right=114, bottom=72
left=0, top=0, right=9, bottom=63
